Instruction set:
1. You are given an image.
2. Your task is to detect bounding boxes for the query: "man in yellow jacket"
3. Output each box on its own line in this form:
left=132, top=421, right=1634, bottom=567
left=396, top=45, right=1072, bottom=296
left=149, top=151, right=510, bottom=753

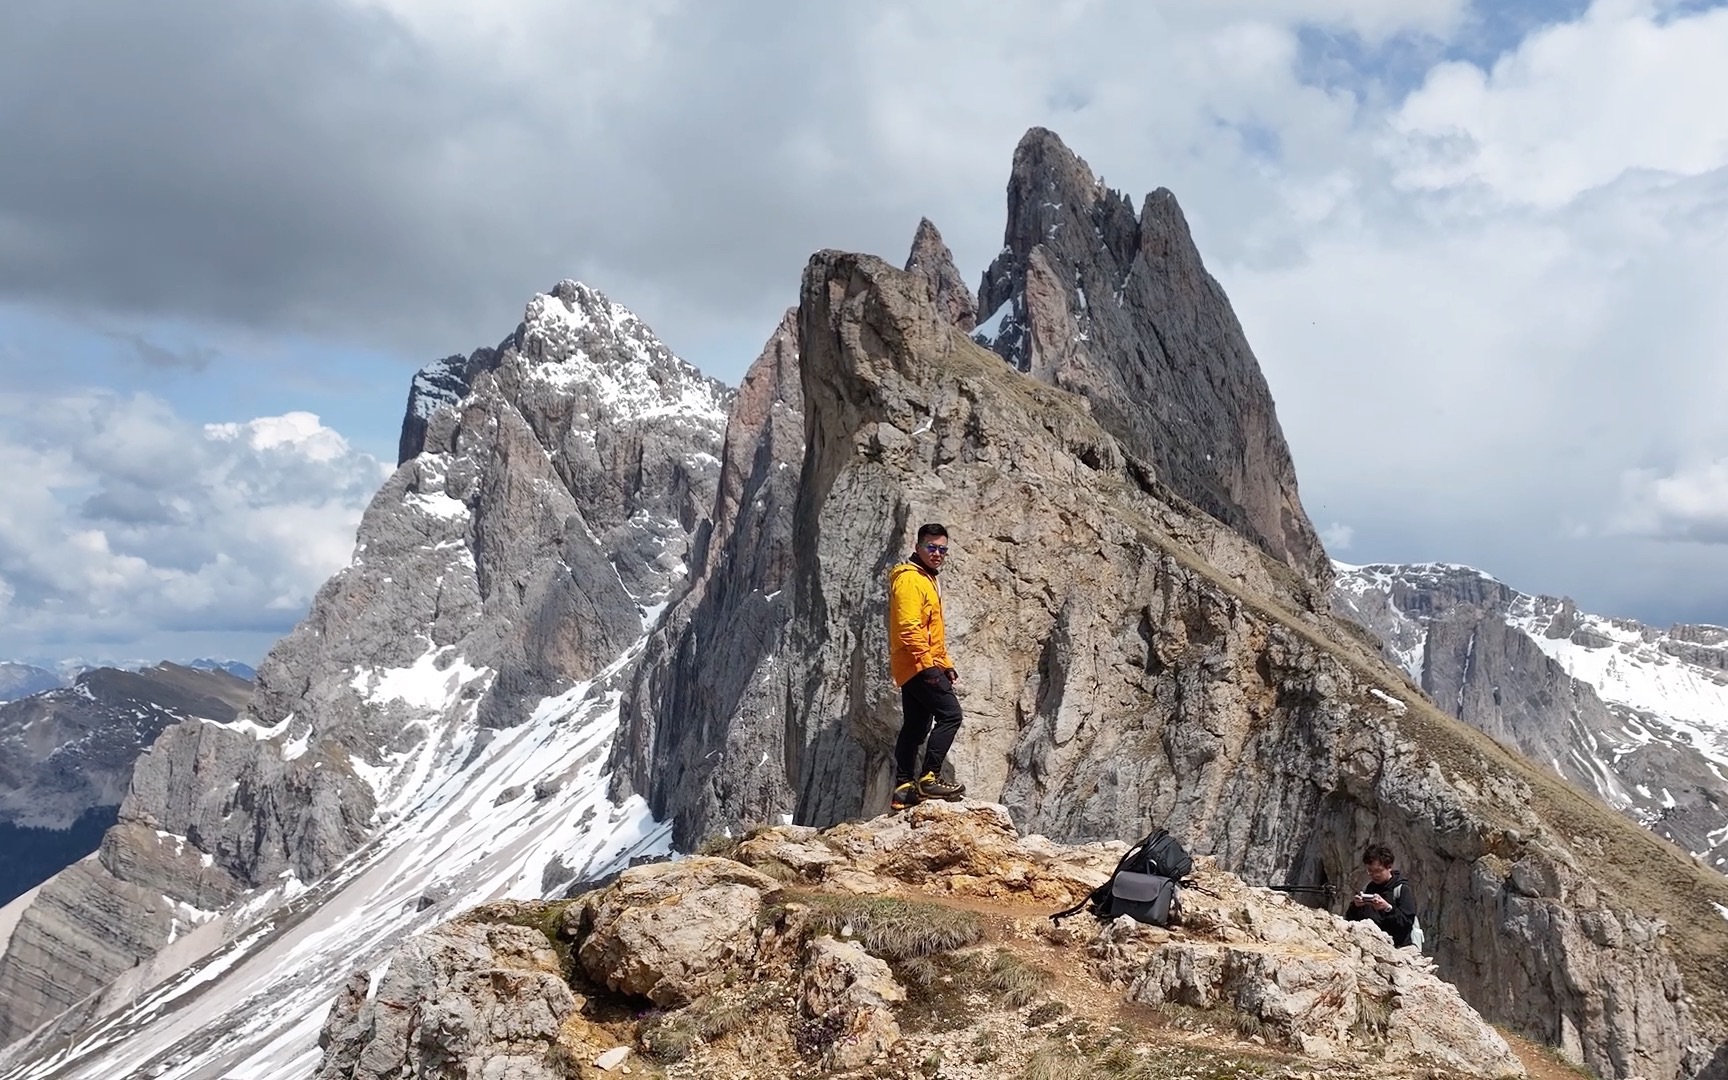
left=887, top=523, right=967, bottom=810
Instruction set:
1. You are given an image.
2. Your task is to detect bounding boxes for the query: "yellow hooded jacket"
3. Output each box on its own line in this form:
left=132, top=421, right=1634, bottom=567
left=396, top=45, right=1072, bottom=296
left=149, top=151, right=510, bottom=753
left=887, top=560, right=952, bottom=687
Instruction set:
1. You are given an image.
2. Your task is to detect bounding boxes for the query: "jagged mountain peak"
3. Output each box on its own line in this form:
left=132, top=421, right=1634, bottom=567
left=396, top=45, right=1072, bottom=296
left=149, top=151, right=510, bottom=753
left=903, top=217, right=977, bottom=331
left=976, top=126, right=1332, bottom=591
left=515, top=280, right=728, bottom=421
left=398, top=279, right=731, bottom=464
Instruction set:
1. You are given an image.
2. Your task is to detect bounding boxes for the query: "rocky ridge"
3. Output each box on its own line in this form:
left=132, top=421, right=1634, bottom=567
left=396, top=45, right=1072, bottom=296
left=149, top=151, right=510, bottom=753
left=0, top=281, right=728, bottom=1050
left=974, top=128, right=1330, bottom=589
left=1333, top=562, right=1728, bottom=874
left=0, top=663, right=253, bottom=905
left=315, top=802, right=1525, bottom=1080
left=618, top=233, right=1728, bottom=1078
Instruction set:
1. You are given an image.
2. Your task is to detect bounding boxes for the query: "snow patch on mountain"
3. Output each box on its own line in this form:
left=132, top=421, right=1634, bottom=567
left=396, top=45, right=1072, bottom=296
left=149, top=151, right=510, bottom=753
left=1335, top=560, right=1728, bottom=873
left=0, top=649, right=668, bottom=1080
left=1504, top=596, right=1728, bottom=771
left=519, top=281, right=730, bottom=427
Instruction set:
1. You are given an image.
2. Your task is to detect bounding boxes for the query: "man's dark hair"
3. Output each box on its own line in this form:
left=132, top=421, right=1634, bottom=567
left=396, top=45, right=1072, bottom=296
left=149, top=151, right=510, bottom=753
left=1362, top=843, right=1396, bottom=867
left=916, top=523, right=949, bottom=544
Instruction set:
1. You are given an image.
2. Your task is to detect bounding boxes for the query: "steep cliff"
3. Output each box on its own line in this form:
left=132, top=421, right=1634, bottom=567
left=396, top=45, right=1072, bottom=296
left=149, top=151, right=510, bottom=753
left=974, top=128, right=1330, bottom=588
left=754, top=250, right=1725, bottom=1079
left=611, top=309, right=804, bottom=849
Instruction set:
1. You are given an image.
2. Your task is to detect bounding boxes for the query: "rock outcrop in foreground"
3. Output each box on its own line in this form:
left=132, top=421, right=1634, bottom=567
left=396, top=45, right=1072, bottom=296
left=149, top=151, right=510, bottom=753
left=316, top=803, right=1524, bottom=1080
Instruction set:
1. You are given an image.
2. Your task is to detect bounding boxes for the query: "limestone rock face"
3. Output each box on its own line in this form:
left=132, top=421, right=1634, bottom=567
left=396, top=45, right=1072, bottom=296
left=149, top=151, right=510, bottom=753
left=903, top=217, right=977, bottom=332
left=311, top=922, right=576, bottom=1080
left=975, top=127, right=1330, bottom=588
left=611, top=309, right=804, bottom=849
left=572, top=857, right=779, bottom=1006
left=0, top=663, right=252, bottom=905
left=0, top=281, right=727, bottom=1047
left=799, top=936, right=905, bottom=1072
left=768, top=250, right=1728, bottom=1079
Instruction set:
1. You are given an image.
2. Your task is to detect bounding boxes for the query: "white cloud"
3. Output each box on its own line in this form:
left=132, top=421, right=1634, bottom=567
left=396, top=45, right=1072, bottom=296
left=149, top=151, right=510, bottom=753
left=1389, top=0, right=1728, bottom=207
left=0, top=392, right=388, bottom=659
left=1322, top=522, right=1357, bottom=550
left=1614, top=460, right=1728, bottom=543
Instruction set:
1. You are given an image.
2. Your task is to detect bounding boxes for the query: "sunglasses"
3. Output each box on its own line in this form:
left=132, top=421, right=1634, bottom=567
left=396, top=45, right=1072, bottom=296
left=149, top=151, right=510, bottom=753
left=922, top=544, right=949, bottom=554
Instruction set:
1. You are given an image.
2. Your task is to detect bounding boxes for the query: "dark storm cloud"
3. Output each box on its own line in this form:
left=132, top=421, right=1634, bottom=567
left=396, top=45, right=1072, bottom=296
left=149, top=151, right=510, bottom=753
left=0, top=0, right=519, bottom=350
left=0, top=1, right=914, bottom=361
left=108, top=333, right=220, bottom=372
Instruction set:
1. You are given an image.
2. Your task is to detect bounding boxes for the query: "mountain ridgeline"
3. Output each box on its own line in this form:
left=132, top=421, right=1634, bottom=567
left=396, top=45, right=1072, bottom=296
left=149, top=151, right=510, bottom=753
left=1334, top=562, right=1728, bottom=875
left=1, top=128, right=1726, bottom=1080
left=0, top=663, right=253, bottom=906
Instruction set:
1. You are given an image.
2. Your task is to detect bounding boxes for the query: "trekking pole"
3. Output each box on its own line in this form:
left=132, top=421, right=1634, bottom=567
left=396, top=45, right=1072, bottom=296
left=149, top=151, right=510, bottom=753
left=1267, top=884, right=1338, bottom=902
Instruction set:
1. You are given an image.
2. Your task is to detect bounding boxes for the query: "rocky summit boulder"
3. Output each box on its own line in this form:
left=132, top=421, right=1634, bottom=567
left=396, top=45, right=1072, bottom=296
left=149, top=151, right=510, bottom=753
left=315, top=802, right=1527, bottom=1079
left=976, top=127, right=1330, bottom=589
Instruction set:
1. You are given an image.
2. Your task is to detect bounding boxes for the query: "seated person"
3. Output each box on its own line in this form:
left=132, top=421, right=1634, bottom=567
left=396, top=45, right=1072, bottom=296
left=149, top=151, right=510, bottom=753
left=1345, top=842, right=1418, bottom=947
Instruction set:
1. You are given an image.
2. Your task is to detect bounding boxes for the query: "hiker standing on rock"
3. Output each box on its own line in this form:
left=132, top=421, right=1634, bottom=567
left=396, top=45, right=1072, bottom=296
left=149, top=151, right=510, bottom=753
left=887, top=523, right=967, bottom=810
left=1346, top=842, right=1418, bottom=948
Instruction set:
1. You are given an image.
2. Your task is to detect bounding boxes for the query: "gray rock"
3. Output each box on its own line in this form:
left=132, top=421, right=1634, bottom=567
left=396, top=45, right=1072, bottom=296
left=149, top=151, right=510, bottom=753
left=0, top=664, right=251, bottom=833
left=1333, top=562, right=1728, bottom=875
left=903, top=217, right=977, bottom=331
left=612, top=308, right=804, bottom=849
left=312, top=923, right=576, bottom=1080
left=0, top=663, right=252, bottom=910
left=975, top=127, right=1331, bottom=590
left=769, top=248, right=1728, bottom=1079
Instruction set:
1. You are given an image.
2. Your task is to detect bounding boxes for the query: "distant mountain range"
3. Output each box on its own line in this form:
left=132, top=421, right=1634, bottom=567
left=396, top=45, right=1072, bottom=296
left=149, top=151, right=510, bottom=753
left=1334, top=562, right=1728, bottom=874
left=0, top=657, right=256, bottom=703
left=0, top=662, right=255, bottom=906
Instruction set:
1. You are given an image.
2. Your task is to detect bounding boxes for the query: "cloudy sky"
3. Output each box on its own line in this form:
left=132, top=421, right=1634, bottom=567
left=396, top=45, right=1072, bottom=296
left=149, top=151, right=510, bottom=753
left=2, top=0, right=1725, bottom=665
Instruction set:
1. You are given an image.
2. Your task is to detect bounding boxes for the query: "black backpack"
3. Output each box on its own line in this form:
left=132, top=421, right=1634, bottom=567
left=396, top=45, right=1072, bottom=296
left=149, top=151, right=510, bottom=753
left=1050, top=828, right=1194, bottom=928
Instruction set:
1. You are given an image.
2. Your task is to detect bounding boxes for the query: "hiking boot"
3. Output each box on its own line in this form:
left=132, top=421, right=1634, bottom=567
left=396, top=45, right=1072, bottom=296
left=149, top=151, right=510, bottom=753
left=890, top=781, right=922, bottom=811
left=916, top=771, right=965, bottom=801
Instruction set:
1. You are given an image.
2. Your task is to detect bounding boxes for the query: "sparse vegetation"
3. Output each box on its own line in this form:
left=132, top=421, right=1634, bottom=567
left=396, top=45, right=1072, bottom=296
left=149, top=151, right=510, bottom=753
left=1020, top=1042, right=1095, bottom=1080
left=1026, top=1000, right=1069, bottom=1027
left=971, top=947, right=1051, bottom=1007
left=1351, top=993, right=1391, bottom=1041
left=799, top=893, right=985, bottom=960
left=638, top=984, right=783, bottom=1063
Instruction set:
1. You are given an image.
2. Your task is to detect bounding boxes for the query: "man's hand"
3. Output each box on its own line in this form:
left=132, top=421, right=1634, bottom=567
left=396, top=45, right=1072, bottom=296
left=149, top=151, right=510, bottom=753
left=945, top=668, right=959, bottom=684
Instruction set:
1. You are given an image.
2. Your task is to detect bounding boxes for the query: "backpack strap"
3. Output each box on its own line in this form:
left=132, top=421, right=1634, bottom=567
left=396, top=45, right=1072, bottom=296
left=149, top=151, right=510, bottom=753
left=1050, top=880, right=1108, bottom=924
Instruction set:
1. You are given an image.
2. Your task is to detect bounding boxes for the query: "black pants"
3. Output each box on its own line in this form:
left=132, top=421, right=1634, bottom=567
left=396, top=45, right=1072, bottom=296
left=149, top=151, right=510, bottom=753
left=895, top=667, right=963, bottom=783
